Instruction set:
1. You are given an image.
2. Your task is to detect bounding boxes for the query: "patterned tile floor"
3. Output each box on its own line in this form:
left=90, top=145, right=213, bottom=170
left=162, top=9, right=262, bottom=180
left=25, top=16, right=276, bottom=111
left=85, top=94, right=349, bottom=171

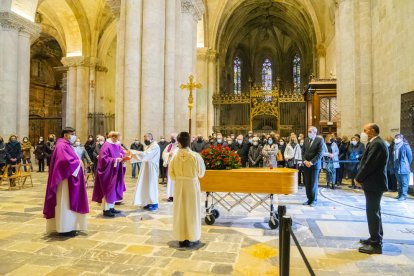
left=0, top=170, right=413, bottom=275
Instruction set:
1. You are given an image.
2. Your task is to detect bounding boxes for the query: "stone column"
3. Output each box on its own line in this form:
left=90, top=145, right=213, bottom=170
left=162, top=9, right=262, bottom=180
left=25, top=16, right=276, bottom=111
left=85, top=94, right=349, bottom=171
left=317, top=44, right=326, bottom=79
left=0, top=12, right=40, bottom=138
left=164, top=0, right=177, bottom=137
left=76, top=64, right=89, bottom=140
left=196, top=47, right=208, bottom=137
left=95, top=65, right=108, bottom=114
left=141, top=0, right=165, bottom=138
left=176, top=0, right=204, bottom=134
left=358, top=0, right=373, bottom=124
left=207, top=50, right=217, bottom=136
left=88, top=59, right=97, bottom=114
left=336, top=0, right=358, bottom=135
left=114, top=0, right=126, bottom=137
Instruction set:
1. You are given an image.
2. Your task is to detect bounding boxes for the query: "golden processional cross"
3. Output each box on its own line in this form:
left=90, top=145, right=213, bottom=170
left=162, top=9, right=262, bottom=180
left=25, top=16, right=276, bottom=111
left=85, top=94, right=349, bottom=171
left=180, top=75, right=202, bottom=135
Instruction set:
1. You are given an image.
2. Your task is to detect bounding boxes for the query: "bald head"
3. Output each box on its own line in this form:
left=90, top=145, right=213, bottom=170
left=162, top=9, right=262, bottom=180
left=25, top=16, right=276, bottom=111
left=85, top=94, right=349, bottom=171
left=363, top=123, right=380, bottom=140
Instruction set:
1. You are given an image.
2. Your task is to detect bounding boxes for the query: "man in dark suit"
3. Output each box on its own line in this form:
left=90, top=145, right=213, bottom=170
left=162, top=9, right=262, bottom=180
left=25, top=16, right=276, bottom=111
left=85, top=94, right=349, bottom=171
left=355, top=123, right=388, bottom=254
left=301, top=126, right=324, bottom=207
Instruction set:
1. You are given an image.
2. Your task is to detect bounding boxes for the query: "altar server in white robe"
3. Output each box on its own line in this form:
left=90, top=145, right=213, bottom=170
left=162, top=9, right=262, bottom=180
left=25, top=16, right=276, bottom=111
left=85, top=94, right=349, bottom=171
left=163, top=133, right=179, bottom=202
left=169, top=132, right=206, bottom=248
left=131, top=133, right=160, bottom=211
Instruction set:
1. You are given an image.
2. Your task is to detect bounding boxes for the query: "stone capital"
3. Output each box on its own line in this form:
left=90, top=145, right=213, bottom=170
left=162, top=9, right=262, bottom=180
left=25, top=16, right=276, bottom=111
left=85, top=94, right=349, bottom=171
left=316, top=44, right=326, bottom=57
left=106, top=0, right=121, bottom=19
left=196, top=47, right=209, bottom=60
left=207, top=49, right=218, bottom=62
left=181, top=0, right=205, bottom=21
left=0, top=11, right=41, bottom=37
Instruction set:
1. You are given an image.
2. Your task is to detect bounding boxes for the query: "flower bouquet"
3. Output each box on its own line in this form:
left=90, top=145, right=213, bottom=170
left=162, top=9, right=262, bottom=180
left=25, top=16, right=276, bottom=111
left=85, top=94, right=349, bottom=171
left=200, top=144, right=241, bottom=170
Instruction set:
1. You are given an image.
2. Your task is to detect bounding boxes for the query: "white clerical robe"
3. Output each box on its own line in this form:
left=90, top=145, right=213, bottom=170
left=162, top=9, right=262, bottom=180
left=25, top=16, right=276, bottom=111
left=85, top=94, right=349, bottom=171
left=162, top=143, right=179, bottom=198
left=46, top=165, right=87, bottom=233
left=131, top=141, right=160, bottom=206
left=169, top=148, right=206, bottom=241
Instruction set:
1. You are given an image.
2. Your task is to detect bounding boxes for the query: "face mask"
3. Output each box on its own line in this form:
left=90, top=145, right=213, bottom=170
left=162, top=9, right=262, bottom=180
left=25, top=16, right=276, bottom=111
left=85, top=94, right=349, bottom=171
left=23, top=139, right=28, bottom=142
left=308, top=132, right=315, bottom=139
left=248, top=139, right=253, bottom=143
left=39, top=139, right=43, bottom=142
left=237, top=140, right=243, bottom=145
left=217, top=139, right=222, bottom=143
left=171, top=138, right=176, bottom=143
left=253, top=142, right=258, bottom=146
left=11, top=138, right=17, bottom=142
left=134, top=141, right=139, bottom=144
left=230, top=136, right=235, bottom=140
left=75, top=142, right=81, bottom=146
left=160, top=139, right=165, bottom=142
left=268, top=139, right=273, bottom=145
left=49, top=138, right=54, bottom=142
left=99, top=141, right=104, bottom=145
left=351, top=141, right=357, bottom=146
left=248, top=133, right=253, bottom=137
left=228, top=141, right=233, bottom=145
left=197, top=138, right=203, bottom=142
left=394, top=138, right=402, bottom=144
left=360, top=132, right=369, bottom=143
left=88, top=138, right=93, bottom=141
left=279, top=142, right=284, bottom=146
left=144, top=140, right=151, bottom=145
left=69, top=135, right=76, bottom=144
left=300, top=142, right=304, bottom=146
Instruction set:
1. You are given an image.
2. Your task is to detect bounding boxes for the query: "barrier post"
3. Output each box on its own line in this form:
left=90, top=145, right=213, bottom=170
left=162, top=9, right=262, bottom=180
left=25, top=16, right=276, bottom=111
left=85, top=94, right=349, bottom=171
left=278, top=205, right=286, bottom=275
left=280, top=216, right=292, bottom=276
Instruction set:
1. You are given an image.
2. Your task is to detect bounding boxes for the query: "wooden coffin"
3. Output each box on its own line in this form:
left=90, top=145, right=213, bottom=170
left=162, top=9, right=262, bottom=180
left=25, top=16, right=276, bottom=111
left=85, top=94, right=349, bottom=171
left=200, top=168, right=298, bottom=195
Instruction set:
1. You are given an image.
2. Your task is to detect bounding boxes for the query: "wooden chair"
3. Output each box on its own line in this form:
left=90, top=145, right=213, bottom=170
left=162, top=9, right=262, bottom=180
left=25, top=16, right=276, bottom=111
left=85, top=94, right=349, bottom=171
left=0, top=164, right=21, bottom=190
left=19, top=163, right=33, bottom=188
left=0, top=165, right=9, bottom=186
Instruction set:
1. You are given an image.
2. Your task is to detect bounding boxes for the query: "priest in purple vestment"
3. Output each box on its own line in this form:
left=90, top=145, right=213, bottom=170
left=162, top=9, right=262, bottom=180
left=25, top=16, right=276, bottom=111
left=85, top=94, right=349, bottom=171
left=43, top=127, right=89, bottom=237
left=92, top=131, right=126, bottom=217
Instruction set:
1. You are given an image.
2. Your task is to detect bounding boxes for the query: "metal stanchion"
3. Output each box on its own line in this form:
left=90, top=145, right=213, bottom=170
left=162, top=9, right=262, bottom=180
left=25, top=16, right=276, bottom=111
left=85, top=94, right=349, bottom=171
left=280, top=216, right=292, bottom=276
left=278, top=205, right=286, bottom=275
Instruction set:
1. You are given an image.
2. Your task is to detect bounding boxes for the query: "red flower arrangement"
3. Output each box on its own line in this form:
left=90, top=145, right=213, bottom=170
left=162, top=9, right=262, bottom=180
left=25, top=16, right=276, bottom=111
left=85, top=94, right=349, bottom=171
left=201, top=144, right=241, bottom=170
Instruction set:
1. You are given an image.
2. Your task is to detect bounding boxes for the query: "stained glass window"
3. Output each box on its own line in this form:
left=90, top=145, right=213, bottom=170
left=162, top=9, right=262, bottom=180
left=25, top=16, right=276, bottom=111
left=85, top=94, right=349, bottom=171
left=262, top=58, right=272, bottom=91
left=293, top=54, right=300, bottom=91
left=233, top=57, right=241, bottom=95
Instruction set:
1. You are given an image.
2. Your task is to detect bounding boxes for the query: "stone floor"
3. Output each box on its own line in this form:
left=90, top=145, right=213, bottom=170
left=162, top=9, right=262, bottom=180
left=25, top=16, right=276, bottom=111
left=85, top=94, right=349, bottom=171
left=0, top=170, right=413, bottom=275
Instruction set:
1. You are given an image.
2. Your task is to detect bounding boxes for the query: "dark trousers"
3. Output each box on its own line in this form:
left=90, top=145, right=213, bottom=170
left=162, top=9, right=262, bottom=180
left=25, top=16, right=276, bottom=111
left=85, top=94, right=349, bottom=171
left=303, top=166, right=320, bottom=203
left=387, top=171, right=397, bottom=191
left=159, top=160, right=166, bottom=179
left=38, top=159, right=45, bottom=172
left=363, top=190, right=383, bottom=245
left=298, top=165, right=304, bottom=184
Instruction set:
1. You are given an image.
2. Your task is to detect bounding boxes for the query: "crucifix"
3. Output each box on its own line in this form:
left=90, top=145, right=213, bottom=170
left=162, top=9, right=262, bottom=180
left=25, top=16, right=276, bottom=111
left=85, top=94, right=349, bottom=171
left=180, top=75, right=202, bottom=135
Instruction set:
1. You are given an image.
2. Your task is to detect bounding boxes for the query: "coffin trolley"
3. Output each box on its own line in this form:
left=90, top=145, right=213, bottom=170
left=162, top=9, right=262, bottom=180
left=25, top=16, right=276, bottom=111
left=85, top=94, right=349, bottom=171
left=199, top=168, right=298, bottom=229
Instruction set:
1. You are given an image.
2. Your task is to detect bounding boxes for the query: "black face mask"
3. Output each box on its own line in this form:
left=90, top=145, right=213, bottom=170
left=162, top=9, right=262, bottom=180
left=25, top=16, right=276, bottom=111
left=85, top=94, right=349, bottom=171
left=197, top=138, right=203, bottom=142
left=49, top=138, right=54, bottom=142
left=171, top=138, right=176, bottom=143
left=144, top=140, right=151, bottom=145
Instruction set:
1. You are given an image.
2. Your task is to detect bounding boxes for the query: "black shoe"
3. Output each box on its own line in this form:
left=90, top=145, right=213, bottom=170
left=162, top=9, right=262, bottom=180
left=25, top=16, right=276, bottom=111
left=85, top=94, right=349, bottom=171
left=359, top=238, right=373, bottom=245
left=179, top=241, right=187, bottom=248
left=358, top=244, right=382, bottom=254
left=188, top=240, right=200, bottom=248
left=103, top=210, right=115, bottom=217
left=302, top=201, right=310, bottom=205
left=59, top=231, right=79, bottom=237
left=143, top=205, right=150, bottom=210
left=167, top=197, right=173, bottom=202
left=110, top=208, right=121, bottom=214
left=348, top=185, right=356, bottom=189
left=115, top=202, right=123, bottom=205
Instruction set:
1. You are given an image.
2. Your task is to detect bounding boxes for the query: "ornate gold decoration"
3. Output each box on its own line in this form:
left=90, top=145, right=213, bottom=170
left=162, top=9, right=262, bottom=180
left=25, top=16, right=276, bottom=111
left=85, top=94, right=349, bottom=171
left=180, top=75, right=202, bottom=134
left=213, top=125, right=250, bottom=133
left=212, top=94, right=250, bottom=104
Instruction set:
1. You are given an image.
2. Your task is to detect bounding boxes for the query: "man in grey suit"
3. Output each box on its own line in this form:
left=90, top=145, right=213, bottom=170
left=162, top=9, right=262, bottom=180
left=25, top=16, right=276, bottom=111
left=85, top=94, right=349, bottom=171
left=355, top=123, right=388, bottom=254
left=301, top=126, right=324, bottom=207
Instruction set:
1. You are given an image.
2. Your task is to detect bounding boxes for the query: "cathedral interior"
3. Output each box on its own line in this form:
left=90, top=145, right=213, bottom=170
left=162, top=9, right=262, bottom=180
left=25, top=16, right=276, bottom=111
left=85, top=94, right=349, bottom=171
left=0, top=0, right=414, bottom=275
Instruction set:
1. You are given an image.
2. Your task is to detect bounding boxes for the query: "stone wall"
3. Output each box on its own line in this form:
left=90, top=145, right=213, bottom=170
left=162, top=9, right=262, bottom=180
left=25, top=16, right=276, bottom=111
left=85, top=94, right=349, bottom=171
left=371, top=0, right=414, bottom=136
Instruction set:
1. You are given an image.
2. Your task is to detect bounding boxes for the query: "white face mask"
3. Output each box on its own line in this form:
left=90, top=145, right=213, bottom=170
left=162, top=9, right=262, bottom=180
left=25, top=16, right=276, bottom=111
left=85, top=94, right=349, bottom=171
left=248, top=139, right=253, bottom=143
left=308, top=132, right=315, bottom=139
left=228, top=141, right=233, bottom=145
left=75, top=142, right=81, bottom=146
left=237, top=140, right=243, bottom=145
left=394, top=138, right=402, bottom=144
left=99, top=141, right=104, bottom=145
left=253, top=142, right=258, bottom=146
left=279, top=142, right=284, bottom=145
left=268, top=139, right=273, bottom=145
left=360, top=132, right=369, bottom=143
left=351, top=141, right=357, bottom=146
left=217, top=139, right=222, bottom=143
left=69, top=135, right=76, bottom=144
left=300, top=142, right=304, bottom=146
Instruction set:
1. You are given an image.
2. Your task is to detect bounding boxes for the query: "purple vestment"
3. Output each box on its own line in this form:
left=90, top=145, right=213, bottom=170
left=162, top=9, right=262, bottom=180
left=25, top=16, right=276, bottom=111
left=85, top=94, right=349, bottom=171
left=92, top=141, right=126, bottom=204
left=43, top=138, right=89, bottom=219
